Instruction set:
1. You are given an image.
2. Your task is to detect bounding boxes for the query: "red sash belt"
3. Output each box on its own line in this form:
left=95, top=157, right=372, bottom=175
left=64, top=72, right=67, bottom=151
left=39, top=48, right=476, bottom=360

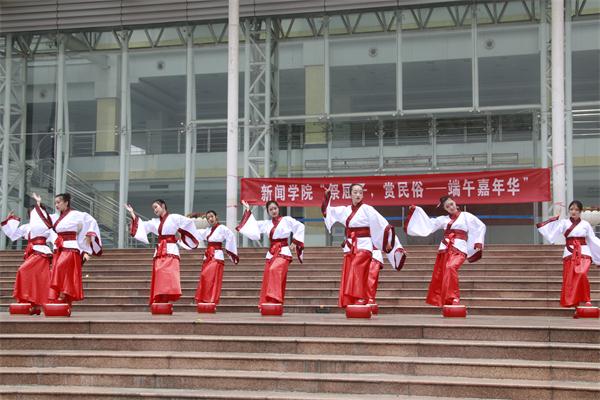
left=156, top=235, right=177, bottom=258
left=442, top=229, right=468, bottom=250
left=566, top=237, right=587, bottom=266
left=24, top=236, right=47, bottom=259
left=344, top=227, right=371, bottom=254
left=205, top=242, right=223, bottom=259
left=54, top=231, right=77, bottom=252
left=269, top=238, right=289, bottom=259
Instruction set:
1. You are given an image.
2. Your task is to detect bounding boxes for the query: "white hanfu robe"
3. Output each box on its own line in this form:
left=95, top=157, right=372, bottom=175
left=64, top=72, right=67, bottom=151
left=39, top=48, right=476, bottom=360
left=323, top=196, right=405, bottom=307
left=537, top=216, right=600, bottom=307
left=44, top=208, right=103, bottom=302
left=192, top=223, right=239, bottom=304
left=405, top=206, right=485, bottom=307
left=1, top=207, right=54, bottom=305
left=237, top=211, right=304, bottom=305
left=130, top=213, right=199, bottom=304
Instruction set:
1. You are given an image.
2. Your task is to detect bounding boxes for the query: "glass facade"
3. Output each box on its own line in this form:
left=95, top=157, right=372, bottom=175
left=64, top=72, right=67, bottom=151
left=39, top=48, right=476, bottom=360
left=1, top=0, right=599, bottom=248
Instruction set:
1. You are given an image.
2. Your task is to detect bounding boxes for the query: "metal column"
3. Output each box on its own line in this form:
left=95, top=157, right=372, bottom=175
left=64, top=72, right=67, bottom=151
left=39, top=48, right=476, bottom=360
left=396, top=10, right=403, bottom=113
left=471, top=4, right=479, bottom=111
left=564, top=0, right=574, bottom=203
left=117, top=31, right=131, bottom=248
left=184, top=27, right=197, bottom=215
left=0, top=34, right=12, bottom=250
left=551, top=0, right=566, bottom=218
left=539, top=0, right=552, bottom=223
left=54, top=35, right=66, bottom=194
left=226, top=0, right=240, bottom=232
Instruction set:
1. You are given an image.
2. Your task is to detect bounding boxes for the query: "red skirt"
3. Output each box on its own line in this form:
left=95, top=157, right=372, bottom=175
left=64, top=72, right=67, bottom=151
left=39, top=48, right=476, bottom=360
left=149, top=255, right=182, bottom=304
left=366, top=259, right=383, bottom=302
left=339, top=250, right=372, bottom=308
left=561, top=256, right=591, bottom=307
left=195, top=258, right=225, bottom=304
left=49, top=249, right=84, bottom=302
left=259, top=255, right=291, bottom=305
left=426, top=247, right=466, bottom=307
left=13, top=253, right=51, bottom=305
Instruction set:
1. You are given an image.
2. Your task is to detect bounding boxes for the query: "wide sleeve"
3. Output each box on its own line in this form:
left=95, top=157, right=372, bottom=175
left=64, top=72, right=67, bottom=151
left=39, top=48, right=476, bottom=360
left=404, top=206, right=445, bottom=237
left=584, top=222, right=600, bottom=265
left=130, top=216, right=159, bottom=245
left=466, top=212, right=486, bottom=263
left=175, top=214, right=200, bottom=250
left=223, top=226, right=239, bottom=264
left=536, top=216, right=566, bottom=244
left=79, top=212, right=103, bottom=256
left=1, top=216, right=28, bottom=241
left=236, top=210, right=262, bottom=241
left=366, top=205, right=396, bottom=253
left=385, top=236, right=407, bottom=271
left=287, top=216, right=305, bottom=263
left=322, top=191, right=348, bottom=232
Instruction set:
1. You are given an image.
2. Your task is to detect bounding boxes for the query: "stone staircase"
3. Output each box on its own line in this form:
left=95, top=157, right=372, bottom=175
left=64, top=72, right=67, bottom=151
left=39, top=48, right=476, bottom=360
left=0, top=245, right=599, bottom=399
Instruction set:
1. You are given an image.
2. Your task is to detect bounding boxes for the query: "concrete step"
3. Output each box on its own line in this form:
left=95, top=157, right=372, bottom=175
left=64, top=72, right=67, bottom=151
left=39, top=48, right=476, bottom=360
left=55, top=287, right=599, bottom=299
left=0, top=367, right=598, bottom=400
left=0, top=303, right=585, bottom=316
left=0, top=385, right=502, bottom=400
left=3, top=313, right=597, bottom=343
left=0, top=294, right=587, bottom=308
left=2, top=350, right=598, bottom=382
left=1, top=334, right=598, bottom=363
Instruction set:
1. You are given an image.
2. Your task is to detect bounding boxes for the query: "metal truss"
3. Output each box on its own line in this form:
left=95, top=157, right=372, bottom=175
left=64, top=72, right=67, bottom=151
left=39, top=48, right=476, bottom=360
left=0, top=35, right=27, bottom=250
left=243, top=18, right=279, bottom=180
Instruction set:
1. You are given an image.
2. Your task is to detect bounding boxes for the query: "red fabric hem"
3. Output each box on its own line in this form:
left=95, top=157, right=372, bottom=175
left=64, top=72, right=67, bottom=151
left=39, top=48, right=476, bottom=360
left=467, top=250, right=483, bottom=263
left=536, top=215, right=559, bottom=228
left=236, top=210, right=252, bottom=231
left=130, top=216, right=139, bottom=236
left=178, top=228, right=199, bottom=249
left=1, top=215, right=20, bottom=226
left=321, top=190, right=331, bottom=217
left=35, top=205, right=53, bottom=229
left=404, top=206, right=416, bottom=233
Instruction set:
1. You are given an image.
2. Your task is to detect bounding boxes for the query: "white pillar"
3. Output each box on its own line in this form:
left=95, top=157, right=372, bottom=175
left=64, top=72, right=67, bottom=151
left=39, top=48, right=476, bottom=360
left=226, top=0, right=240, bottom=231
left=184, top=27, right=196, bottom=215
left=0, top=34, right=12, bottom=250
left=395, top=10, right=403, bottom=113
left=564, top=0, right=574, bottom=203
left=117, top=31, right=130, bottom=248
left=54, top=35, right=65, bottom=194
left=539, top=0, right=550, bottom=223
left=551, top=0, right=566, bottom=217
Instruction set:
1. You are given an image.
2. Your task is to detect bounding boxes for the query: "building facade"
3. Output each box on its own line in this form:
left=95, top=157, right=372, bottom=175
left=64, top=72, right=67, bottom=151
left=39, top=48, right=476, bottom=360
left=0, top=0, right=598, bottom=248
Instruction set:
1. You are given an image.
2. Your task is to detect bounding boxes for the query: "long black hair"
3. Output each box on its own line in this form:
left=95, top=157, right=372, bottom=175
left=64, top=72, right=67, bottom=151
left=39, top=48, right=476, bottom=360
left=438, top=195, right=453, bottom=208
left=152, top=199, right=168, bottom=211
left=568, top=200, right=583, bottom=212
left=55, top=193, right=72, bottom=208
left=265, top=200, right=279, bottom=210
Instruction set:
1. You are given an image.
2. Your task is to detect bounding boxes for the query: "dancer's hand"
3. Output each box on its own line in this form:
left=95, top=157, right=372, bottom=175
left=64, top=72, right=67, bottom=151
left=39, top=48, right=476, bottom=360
left=241, top=200, right=251, bottom=211
left=124, top=203, right=136, bottom=218
left=82, top=253, right=90, bottom=263
left=384, top=243, right=392, bottom=253
left=289, top=242, right=296, bottom=253
left=7, top=210, right=15, bottom=219
left=32, top=192, right=42, bottom=205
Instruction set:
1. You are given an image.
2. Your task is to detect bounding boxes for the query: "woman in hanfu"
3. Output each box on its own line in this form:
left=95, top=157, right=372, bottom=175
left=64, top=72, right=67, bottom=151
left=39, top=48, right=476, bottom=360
left=322, top=184, right=406, bottom=309
left=189, top=210, right=239, bottom=305
left=404, top=195, right=486, bottom=308
left=237, top=200, right=304, bottom=308
left=1, top=201, right=54, bottom=313
left=537, top=200, right=600, bottom=308
left=36, top=193, right=102, bottom=306
left=126, top=200, right=199, bottom=306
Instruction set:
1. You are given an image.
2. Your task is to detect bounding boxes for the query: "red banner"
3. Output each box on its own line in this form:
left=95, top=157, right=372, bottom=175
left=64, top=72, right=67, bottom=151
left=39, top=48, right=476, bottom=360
left=241, top=168, right=550, bottom=206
